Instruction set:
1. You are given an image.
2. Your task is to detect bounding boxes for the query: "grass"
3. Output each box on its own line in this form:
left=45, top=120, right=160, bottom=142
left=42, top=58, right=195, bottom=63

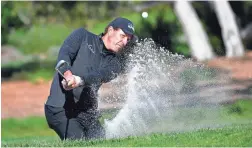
left=1, top=99, right=252, bottom=146
left=2, top=123, right=252, bottom=147
left=222, top=99, right=252, bottom=122
left=1, top=116, right=57, bottom=139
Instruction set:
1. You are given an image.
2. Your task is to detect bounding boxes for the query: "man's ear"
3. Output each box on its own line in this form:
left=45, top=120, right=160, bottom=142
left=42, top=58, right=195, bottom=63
left=107, top=26, right=114, bottom=36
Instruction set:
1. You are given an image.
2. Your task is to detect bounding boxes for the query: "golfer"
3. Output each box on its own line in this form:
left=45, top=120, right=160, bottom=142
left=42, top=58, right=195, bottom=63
left=44, top=17, right=136, bottom=140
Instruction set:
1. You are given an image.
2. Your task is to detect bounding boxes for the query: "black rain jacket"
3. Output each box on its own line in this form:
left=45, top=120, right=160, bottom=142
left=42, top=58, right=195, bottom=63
left=45, top=28, right=122, bottom=110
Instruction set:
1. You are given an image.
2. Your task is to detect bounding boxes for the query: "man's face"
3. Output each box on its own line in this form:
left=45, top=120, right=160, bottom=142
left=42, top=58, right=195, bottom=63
left=107, top=27, right=132, bottom=52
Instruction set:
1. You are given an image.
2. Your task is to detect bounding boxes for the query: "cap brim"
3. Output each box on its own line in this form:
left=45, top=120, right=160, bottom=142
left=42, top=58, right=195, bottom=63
left=122, top=29, right=134, bottom=36
left=131, top=35, right=138, bottom=42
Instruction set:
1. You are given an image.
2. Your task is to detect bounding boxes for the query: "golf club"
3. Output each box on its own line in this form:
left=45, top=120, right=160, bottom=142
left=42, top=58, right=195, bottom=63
left=55, top=60, right=69, bottom=81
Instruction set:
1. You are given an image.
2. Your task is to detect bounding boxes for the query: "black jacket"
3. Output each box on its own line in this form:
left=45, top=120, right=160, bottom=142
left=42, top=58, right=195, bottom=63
left=45, top=28, right=122, bottom=110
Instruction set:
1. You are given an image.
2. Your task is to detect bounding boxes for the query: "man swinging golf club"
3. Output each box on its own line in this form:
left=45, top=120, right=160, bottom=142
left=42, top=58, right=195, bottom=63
left=44, top=17, right=137, bottom=140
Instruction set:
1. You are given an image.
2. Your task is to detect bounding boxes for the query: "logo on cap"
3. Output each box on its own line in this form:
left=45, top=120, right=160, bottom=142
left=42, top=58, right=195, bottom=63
left=128, top=23, right=135, bottom=32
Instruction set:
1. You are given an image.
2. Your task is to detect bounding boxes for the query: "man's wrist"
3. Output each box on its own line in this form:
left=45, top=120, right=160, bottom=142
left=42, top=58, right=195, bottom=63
left=73, top=75, right=85, bottom=86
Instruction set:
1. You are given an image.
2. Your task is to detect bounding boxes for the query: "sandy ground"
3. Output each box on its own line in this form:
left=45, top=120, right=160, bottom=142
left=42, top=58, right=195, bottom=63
left=1, top=51, right=252, bottom=119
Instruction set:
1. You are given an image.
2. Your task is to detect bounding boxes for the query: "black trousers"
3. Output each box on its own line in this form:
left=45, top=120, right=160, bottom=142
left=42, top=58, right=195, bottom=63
left=44, top=105, right=105, bottom=140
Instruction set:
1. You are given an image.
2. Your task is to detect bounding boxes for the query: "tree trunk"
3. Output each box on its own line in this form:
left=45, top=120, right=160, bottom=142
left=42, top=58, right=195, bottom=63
left=174, top=1, right=215, bottom=61
left=212, top=0, right=245, bottom=57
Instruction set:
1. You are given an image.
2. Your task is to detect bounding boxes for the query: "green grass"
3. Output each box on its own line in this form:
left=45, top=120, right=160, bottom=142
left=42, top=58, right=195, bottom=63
left=221, top=99, right=252, bottom=122
left=1, top=116, right=57, bottom=139
left=2, top=123, right=252, bottom=147
left=2, top=99, right=252, bottom=146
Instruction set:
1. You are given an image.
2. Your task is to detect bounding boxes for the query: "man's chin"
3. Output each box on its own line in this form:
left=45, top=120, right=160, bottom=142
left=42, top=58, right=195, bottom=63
left=108, top=48, right=119, bottom=53
left=115, top=46, right=122, bottom=52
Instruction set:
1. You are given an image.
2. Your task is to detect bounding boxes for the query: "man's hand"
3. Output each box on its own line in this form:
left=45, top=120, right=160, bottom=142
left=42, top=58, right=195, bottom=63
left=61, top=79, right=74, bottom=90
left=63, top=70, right=73, bottom=81
left=61, top=71, right=84, bottom=90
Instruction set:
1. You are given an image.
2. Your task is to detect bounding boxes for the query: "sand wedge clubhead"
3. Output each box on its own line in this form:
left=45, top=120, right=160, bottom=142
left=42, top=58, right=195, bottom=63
left=55, top=60, right=69, bottom=81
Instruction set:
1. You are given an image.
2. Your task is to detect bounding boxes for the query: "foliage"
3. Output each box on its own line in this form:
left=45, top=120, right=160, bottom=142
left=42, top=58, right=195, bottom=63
left=1, top=1, right=25, bottom=44
left=3, top=2, right=189, bottom=55
left=3, top=1, right=252, bottom=54
left=134, top=3, right=190, bottom=55
left=8, top=24, right=73, bottom=54
left=2, top=1, right=252, bottom=81
left=1, top=59, right=56, bottom=82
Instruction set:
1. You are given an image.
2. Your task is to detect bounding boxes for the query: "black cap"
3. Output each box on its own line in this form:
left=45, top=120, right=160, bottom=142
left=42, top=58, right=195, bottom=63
left=107, top=17, right=135, bottom=35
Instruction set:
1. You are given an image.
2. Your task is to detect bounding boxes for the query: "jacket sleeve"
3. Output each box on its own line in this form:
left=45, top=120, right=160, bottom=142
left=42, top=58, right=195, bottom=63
left=81, top=58, right=122, bottom=86
left=56, top=28, right=86, bottom=74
